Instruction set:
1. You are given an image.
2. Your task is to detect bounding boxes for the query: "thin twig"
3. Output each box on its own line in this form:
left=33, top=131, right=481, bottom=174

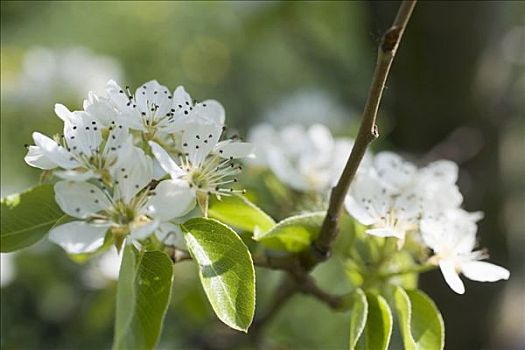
left=305, top=0, right=417, bottom=268
left=296, top=274, right=347, bottom=311
left=252, top=254, right=301, bottom=271
left=250, top=277, right=298, bottom=335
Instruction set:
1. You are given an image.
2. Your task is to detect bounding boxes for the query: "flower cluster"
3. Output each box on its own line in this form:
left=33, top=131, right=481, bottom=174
left=345, top=151, right=510, bottom=294
left=248, top=123, right=363, bottom=193
left=25, top=80, right=253, bottom=254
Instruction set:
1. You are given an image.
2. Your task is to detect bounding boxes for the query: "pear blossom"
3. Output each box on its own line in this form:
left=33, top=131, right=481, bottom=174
left=106, top=80, right=225, bottom=139
left=11, top=46, right=123, bottom=104
left=149, top=121, right=254, bottom=214
left=24, top=104, right=130, bottom=182
left=48, top=146, right=195, bottom=254
left=345, top=173, right=422, bottom=242
left=421, top=209, right=510, bottom=294
left=345, top=152, right=463, bottom=244
left=263, top=89, right=350, bottom=130
left=248, top=123, right=359, bottom=193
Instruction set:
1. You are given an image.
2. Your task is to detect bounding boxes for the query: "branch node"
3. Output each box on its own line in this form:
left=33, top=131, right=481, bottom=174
left=381, top=25, right=402, bottom=52
left=372, top=124, right=380, bottom=139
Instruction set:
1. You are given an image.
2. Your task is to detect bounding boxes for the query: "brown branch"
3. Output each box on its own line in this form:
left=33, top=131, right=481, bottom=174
left=304, top=0, right=417, bottom=268
left=252, top=254, right=301, bottom=271
left=176, top=3, right=417, bottom=347
left=295, top=274, right=346, bottom=311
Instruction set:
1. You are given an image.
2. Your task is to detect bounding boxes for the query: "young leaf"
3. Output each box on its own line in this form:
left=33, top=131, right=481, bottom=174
left=1, top=184, right=65, bottom=252
left=182, top=218, right=255, bottom=332
left=113, top=245, right=174, bottom=350
left=394, top=287, right=445, bottom=350
left=253, top=212, right=325, bottom=252
left=349, top=288, right=368, bottom=350
left=208, top=194, right=275, bottom=233
left=356, top=292, right=393, bottom=350
left=393, top=286, right=417, bottom=350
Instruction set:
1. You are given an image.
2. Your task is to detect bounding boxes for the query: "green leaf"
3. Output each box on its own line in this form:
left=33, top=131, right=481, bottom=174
left=394, top=287, right=445, bottom=350
left=1, top=184, right=65, bottom=252
left=393, top=286, right=417, bottom=350
left=349, top=289, right=368, bottom=350
left=253, top=212, right=325, bottom=252
left=182, top=218, right=255, bottom=332
left=356, top=292, right=393, bottom=350
left=113, top=245, right=174, bottom=350
left=208, top=194, right=275, bottom=232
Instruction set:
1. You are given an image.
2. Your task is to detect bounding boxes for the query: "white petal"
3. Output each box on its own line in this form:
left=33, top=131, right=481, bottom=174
left=103, top=124, right=130, bottom=161
left=461, top=261, right=510, bottom=282
left=24, top=145, right=56, bottom=170
left=148, top=180, right=196, bottom=220
left=420, top=215, right=444, bottom=252
left=172, top=85, right=193, bottom=120
left=49, top=221, right=108, bottom=254
left=54, top=181, right=111, bottom=219
left=266, top=147, right=309, bottom=191
left=54, top=103, right=72, bottom=122
left=439, top=259, right=465, bottom=294
left=247, top=123, right=276, bottom=166
left=130, top=219, right=159, bottom=240
left=193, top=100, right=225, bottom=125
left=135, top=80, right=172, bottom=117
left=106, top=80, right=131, bottom=111
left=307, top=124, right=334, bottom=151
left=115, top=146, right=153, bottom=203
left=374, top=151, right=417, bottom=191
left=117, top=111, right=146, bottom=131
left=394, top=191, right=423, bottom=221
left=420, top=160, right=458, bottom=184
left=181, top=122, right=222, bottom=166
left=344, top=196, right=376, bottom=226
left=33, top=132, right=79, bottom=169
left=64, top=111, right=103, bottom=157
left=148, top=141, right=185, bottom=178
left=214, top=140, right=255, bottom=159
left=83, top=91, right=118, bottom=127
left=328, top=139, right=354, bottom=186
left=346, top=173, right=390, bottom=224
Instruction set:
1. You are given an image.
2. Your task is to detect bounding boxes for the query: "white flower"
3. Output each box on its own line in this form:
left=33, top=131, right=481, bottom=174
left=345, top=152, right=463, bottom=244
left=24, top=104, right=130, bottom=182
left=421, top=209, right=510, bottom=294
left=106, top=80, right=225, bottom=138
left=13, top=46, right=123, bottom=104
left=345, top=172, right=421, bottom=241
left=263, top=89, right=350, bottom=130
left=248, top=123, right=359, bottom=193
left=149, top=122, right=254, bottom=214
left=48, top=146, right=195, bottom=254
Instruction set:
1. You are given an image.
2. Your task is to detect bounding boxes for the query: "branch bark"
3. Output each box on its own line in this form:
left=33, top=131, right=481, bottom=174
left=305, top=0, right=417, bottom=267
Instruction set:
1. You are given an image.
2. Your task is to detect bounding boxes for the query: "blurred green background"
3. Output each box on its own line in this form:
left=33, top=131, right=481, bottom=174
left=1, top=1, right=523, bottom=349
